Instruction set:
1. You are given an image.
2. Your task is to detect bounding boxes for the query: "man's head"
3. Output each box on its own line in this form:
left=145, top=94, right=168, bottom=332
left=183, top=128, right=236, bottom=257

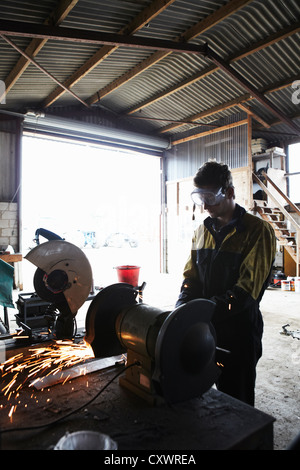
left=191, top=161, right=235, bottom=219
left=193, top=160, right=233, bottom=192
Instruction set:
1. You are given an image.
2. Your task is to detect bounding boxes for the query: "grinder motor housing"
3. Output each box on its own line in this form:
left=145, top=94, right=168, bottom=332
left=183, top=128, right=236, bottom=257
left=85, top=283, right=220, bottom=404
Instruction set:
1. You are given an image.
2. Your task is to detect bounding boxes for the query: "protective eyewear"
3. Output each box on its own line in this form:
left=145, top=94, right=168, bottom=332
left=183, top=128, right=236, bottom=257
left=191, top=187, right=225, bottom=206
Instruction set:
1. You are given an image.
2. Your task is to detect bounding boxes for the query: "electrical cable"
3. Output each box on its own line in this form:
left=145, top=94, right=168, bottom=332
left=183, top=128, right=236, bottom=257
left=0, top=361, right=139, bottom=435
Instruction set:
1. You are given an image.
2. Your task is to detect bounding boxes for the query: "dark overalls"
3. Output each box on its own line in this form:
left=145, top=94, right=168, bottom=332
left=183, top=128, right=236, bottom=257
left=176, top=204, right=276, bottom=406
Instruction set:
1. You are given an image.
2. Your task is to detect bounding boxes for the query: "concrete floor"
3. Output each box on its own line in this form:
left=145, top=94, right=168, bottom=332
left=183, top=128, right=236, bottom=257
left=2, top=263, right=300, bottom=450
left=255, top=288, right=300, bottom=450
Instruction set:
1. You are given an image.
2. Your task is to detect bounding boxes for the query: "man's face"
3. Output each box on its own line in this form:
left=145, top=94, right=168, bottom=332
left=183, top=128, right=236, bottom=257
left=203, top=196, right=226, bottom=218
left=191, top=185, right=235, bottom=219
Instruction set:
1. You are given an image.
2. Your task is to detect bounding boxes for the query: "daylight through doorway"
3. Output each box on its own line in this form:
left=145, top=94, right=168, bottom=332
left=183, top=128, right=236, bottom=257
left=21, top=135, right=162, bottom=291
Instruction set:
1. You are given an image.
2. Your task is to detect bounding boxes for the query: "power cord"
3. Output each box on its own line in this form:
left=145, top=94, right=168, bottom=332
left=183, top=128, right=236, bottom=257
left=0, top=361, right=139, bottom=435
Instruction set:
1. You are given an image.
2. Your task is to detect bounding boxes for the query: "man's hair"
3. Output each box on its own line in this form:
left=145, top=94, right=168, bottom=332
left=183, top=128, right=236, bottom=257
left=193, top=160, right=234, bottom=192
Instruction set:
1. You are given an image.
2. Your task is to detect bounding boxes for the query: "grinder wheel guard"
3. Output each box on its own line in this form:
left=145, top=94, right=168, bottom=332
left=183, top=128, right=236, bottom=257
left=153, top=299, right=220, bottom=403
left=85, top=283, right=138, bottom=357
left=85, top=284, right=220, bottom=404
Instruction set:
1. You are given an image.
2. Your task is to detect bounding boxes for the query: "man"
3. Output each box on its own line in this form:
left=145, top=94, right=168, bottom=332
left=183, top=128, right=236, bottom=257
left=176, top=161, right=276, bottom=406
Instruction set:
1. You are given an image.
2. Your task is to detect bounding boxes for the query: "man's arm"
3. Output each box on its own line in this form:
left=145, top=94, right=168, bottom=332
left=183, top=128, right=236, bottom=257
left=176, top=225, right=207, bottom=307
left=176, top=276, right=201, bottom=307
left=211, top=219, right=276, bottom=322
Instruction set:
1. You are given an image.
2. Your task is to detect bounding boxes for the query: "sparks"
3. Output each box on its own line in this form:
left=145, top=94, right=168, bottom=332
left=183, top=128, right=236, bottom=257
left=1, top=340, right=94, bottom=422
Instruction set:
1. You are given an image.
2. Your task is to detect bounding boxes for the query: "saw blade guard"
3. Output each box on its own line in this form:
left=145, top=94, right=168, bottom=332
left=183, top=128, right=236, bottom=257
left=25, top=240, right=93, bottom=314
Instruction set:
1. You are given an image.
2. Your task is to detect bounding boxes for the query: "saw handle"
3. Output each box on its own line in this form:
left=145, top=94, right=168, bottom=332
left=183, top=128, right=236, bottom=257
left=34, top=228, right=64, bottom=245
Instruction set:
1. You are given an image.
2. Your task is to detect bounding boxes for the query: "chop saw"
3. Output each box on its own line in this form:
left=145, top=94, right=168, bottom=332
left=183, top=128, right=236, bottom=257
left=25, top=230, right=93, bottom=339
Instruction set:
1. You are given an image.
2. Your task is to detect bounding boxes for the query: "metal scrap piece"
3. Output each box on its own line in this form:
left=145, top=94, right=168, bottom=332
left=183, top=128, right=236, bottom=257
left=280, top=324, right=300, bottom=340
left=30, top=355, right=125, bottom=390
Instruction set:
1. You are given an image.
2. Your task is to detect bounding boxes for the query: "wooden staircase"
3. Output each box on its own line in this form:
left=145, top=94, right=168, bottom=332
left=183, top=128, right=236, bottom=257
left=252, top=172, right=300, bottom=276
left=253, top=200, right=298, bottom=266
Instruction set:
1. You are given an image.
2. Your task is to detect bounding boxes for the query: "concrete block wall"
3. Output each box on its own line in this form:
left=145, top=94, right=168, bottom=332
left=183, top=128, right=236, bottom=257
left=0, top=201, right=18, bottom=251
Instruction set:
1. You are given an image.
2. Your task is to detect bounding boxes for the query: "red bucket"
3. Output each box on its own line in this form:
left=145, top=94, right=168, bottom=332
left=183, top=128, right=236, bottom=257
left=115, top=265, right=140, bottom=286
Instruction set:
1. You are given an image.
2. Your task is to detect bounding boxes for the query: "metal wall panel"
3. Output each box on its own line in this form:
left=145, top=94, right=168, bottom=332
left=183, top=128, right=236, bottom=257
left=0, top=116, right=22, bottom=202
left=165, top=116, right=248, bottom=181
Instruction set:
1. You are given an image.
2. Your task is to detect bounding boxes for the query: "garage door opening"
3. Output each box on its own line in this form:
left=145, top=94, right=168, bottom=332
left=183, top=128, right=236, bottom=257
left=21, top=135, right=162, bottom=292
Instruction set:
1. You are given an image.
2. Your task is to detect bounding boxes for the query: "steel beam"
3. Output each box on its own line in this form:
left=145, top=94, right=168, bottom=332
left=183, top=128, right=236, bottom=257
left=207, top=47, right=300, bottom=135
left=0, top=19, right=208, bottom=55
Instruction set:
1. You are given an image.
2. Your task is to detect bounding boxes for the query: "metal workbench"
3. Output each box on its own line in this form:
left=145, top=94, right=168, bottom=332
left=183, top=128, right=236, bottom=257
left=0, top=362, right=275, bottom=451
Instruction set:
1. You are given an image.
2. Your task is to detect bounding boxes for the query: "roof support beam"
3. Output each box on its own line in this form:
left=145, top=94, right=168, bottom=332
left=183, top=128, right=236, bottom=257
left=238, top=104, right=270, bottom=128
left=3, top=0, right=79, bottom=96
left=159, top=95, right=250, bottom=133
left=1, top=34, right=89, bottom=108
left=0, top=0, right=258, bottom=112
left=87, top=0, right=253, bottom=106
left=0, top=19, right=207, bottom=54
left=159, top=73, right=300, bottom=134
left=0, top=13, right=298, bottom=135
left=43, top=0, right=177, bottom=107
left=253, top=111, right=300, bottom=137
left=129, top=20, right=300, bottom=117
left=1, top=0, right=252, bottom=107
left=206, top=47, right=300, bottom=135
left=171, top=118, right=249, bottom=146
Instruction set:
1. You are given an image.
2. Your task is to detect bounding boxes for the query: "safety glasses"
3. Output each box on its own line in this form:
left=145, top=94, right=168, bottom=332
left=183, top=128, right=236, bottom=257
left=191, top=187, right=225, bottom=206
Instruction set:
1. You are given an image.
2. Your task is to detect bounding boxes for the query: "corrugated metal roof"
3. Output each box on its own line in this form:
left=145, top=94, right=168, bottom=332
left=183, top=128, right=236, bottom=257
left=0, top=0, right=56, bottom=23
left=0, top=0, right=299, bottom=146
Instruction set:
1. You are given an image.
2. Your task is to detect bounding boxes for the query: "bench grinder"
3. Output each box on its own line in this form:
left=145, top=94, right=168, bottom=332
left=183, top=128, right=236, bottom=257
left=85, top=283, right=220, bottom=404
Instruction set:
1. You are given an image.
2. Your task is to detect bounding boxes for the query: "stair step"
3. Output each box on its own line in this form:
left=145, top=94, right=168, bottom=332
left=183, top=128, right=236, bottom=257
left=268, top=221, right=287, bottom=228
left=279, top=240, right=296, bottom=247
left=260, top=207, right=281, bottom=213
left=268, top=216, right=285, bottom=223
left=261, top=211, right=284, bottom=220
left=253, top=199, right=299, bottom=266
left=253, top=200, right=268, bottom=207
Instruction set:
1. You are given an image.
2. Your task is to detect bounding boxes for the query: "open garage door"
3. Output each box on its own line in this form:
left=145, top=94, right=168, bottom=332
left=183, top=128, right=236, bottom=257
left=23, top=113, right=169, bottom=156
left=21, top=135, right=162, bottom=292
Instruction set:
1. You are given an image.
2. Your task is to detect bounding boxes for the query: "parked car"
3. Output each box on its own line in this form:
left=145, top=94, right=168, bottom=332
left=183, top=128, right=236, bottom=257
left=82, top=231, right=100, bottom=248
left=63, top=230, right=99, bottom=248
left=103, top=232, right=138, bottom=248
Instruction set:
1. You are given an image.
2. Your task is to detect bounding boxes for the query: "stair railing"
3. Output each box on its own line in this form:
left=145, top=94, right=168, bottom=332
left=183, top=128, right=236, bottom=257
left=252, top=171, right=300, bottom=276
